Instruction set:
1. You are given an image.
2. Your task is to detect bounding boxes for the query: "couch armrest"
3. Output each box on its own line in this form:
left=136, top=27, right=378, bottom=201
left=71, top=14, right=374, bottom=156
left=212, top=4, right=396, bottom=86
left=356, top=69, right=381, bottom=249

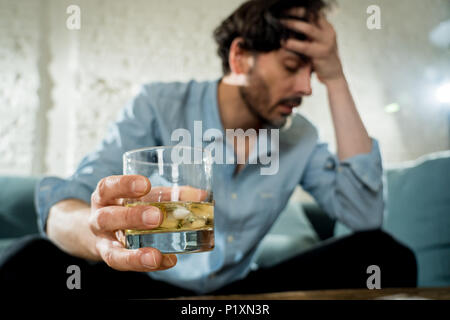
left=0, top=176, right=40, bottom=238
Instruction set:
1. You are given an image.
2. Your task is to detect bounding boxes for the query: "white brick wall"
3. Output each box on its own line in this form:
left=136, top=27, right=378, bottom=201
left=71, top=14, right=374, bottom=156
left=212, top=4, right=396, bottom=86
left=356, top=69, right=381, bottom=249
left=68, top=0, right=244, bottom=172
left=0, top=0, right=43, bottom=175
left=0, top=0, right=449, bottom=177
left=300, top=0, right=450, bottom=162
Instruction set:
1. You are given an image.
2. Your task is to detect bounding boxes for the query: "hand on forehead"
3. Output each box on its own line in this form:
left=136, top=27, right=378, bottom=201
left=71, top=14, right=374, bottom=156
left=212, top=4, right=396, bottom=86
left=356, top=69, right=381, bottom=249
left=284, top=6, right=325, bottom=25
left=287, top=7, right=306, bottom=18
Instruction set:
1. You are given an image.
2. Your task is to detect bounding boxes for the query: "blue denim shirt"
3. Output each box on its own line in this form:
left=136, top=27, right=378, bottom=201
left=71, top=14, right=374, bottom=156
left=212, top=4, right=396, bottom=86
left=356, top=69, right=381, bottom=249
left=35, top=79, right=384, bottom=294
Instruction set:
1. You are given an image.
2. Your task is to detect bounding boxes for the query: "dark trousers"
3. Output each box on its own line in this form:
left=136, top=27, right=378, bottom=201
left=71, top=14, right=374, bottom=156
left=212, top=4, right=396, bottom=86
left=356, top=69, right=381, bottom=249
left=0, top=230, right=417, bottom=299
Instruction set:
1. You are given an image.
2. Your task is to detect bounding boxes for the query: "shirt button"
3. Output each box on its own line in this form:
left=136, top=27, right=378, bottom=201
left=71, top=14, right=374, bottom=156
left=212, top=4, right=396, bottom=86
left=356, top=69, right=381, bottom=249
left=227, top=235, right=234, bottom=243
left=231, top=193, right=238, bottom=200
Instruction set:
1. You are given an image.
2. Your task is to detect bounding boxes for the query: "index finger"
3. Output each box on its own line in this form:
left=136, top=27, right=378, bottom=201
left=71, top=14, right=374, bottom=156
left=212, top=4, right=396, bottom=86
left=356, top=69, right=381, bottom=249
left=286, top=7, right=306, bottom=18
left=317, top=12, right=331, bottom=29
left=92, top=175, right=151, bottom=207
left=281, top=19, right=321, bottom=41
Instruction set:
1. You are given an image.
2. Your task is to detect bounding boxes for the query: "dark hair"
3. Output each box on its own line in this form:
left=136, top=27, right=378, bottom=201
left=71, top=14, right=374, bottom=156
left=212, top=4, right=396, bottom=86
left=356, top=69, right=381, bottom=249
left=213, top=0, right=330, bottom=74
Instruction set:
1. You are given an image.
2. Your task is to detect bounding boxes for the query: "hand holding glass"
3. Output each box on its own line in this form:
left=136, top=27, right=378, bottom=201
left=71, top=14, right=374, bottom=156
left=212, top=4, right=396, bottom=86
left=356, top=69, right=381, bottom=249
left=123, top=146, right=214, bottom=254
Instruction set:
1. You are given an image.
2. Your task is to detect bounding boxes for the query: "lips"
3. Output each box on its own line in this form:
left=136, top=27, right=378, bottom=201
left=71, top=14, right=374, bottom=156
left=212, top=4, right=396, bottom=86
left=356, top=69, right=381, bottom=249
left=278, top=104, right=295, bottom=114
left=281, top=98, right=302, bottom=107
left=288, top=98, right=302, bottom=107
left=278, top=98, right=302, bottom=114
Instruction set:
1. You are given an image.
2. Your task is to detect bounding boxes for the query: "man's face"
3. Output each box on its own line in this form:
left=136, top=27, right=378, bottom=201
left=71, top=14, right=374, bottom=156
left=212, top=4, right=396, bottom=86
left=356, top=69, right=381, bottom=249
left=239, top=48, right=313, bottom=128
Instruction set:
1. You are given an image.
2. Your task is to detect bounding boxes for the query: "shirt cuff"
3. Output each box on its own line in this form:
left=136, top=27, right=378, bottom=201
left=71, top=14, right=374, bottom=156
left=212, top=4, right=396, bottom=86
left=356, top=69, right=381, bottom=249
left=34, top=177, right=93, bottom=236
left=340, top=138, right=383, bottom=192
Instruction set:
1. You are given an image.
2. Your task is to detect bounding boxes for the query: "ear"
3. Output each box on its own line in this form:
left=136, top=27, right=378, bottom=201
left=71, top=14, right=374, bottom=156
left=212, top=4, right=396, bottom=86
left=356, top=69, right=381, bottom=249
left=228, top=37, right=254, bottom=75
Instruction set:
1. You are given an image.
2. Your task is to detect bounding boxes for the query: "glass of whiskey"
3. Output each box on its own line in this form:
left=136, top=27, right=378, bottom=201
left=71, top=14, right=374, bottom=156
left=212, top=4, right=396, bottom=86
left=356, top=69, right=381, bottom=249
left=122, top=146, right=214, bottom=254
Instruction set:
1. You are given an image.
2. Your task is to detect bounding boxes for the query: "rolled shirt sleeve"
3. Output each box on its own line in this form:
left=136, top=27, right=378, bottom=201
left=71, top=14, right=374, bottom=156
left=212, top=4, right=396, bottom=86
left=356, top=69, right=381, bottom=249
left=300, top=138, right=384, bottom=231
left=34, top=85, right=160, bottom=236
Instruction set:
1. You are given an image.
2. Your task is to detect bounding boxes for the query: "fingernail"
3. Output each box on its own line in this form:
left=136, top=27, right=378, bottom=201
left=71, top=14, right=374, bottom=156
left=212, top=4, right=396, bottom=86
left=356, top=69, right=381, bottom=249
left=132, top=178, right=148, bottom=194
left=142, top=208, right=161, bottom=226
left=162, top=255, right=175, bottom=268
left=141, top=252, right=157, bottom=269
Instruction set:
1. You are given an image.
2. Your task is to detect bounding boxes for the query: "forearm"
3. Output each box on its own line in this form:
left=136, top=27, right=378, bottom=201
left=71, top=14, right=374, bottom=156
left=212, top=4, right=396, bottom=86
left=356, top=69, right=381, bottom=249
left=47, top=199, right=101, bottom=261
left=324, top=75, right=372, bottom=161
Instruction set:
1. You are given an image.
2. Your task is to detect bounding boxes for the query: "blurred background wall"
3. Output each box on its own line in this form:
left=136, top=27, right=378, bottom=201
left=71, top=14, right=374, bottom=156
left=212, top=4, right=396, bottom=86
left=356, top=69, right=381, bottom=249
left=1, top=0, right=449, bottom=177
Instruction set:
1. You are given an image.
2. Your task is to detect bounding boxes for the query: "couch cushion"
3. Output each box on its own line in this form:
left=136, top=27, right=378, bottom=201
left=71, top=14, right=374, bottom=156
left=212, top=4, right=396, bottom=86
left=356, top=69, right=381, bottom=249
left=0, top=176, right=40, bottom=238
left=335, top=151, right=450, bottom=287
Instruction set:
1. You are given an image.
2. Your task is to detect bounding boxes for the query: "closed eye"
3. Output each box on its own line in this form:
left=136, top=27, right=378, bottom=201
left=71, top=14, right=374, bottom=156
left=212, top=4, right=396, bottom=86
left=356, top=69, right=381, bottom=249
left=285, top=65, right=298, bottom=73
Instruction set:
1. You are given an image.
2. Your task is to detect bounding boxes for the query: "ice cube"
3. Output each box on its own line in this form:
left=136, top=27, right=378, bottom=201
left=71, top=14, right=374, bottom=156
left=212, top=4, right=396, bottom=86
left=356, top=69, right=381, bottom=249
left=172, top=206, right=190, bottom=219
left=191, top=219, right=206, bottom=229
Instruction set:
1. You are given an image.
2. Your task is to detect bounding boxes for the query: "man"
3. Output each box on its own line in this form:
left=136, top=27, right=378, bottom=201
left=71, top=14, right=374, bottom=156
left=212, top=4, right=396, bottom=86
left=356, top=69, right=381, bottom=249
left=0, top=0, right=416, bottom=297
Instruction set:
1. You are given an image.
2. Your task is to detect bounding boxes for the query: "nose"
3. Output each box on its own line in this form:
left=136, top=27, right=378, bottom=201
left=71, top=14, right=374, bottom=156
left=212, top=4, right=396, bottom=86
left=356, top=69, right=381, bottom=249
left=293, top=67, right=313, bottom=96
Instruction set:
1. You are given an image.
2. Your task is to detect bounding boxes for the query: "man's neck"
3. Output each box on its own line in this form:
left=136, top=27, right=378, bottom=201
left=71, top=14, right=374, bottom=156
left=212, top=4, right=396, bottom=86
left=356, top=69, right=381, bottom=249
left=217, top=77, right=262, bottom=131
left=217, top=76, right=262, bottom=176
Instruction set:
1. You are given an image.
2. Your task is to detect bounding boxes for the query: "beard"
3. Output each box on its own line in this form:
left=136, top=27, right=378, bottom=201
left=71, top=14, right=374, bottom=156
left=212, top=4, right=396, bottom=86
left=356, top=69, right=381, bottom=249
left=239, top=67, right=302, bottom=129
